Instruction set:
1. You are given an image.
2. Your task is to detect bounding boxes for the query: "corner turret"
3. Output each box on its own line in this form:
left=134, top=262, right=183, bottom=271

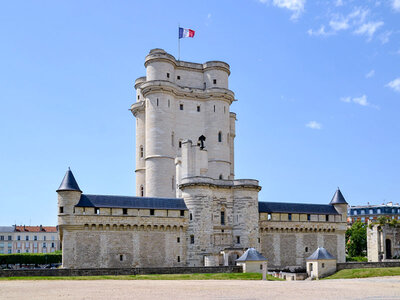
left=57, top=168, right=82, bottom=216
left=330, top=188, right=348, bottom=222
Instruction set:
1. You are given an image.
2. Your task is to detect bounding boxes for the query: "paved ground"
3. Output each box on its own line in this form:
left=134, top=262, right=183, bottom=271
left=1, top=276, right=400, bottom=300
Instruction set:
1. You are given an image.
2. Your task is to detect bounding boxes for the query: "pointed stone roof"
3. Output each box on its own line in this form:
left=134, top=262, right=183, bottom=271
left=57, top=168, right=82, bottom=192
left=236, top=248, right=267, bottom=262
left=329, top=188, right=348, bottom=205
left=307, top=247, right=335, bottom=260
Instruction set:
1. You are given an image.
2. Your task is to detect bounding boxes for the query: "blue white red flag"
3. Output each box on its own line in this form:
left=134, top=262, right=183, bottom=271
left=179, top=27, right=195, bottom=39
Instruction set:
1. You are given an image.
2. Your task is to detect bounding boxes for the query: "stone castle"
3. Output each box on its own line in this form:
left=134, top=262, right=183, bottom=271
left=57, top=49, right=348, bottom=269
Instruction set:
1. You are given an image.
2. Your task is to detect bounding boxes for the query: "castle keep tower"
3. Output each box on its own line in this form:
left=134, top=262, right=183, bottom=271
left=131, top=49, right=236, bottom=198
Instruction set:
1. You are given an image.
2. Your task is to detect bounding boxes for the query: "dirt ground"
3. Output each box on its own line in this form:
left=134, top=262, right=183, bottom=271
left=1, top=276, right=400, bottom=300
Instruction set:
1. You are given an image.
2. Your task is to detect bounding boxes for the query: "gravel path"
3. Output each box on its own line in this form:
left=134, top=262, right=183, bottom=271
left=1, top=276, right=400, bottom=300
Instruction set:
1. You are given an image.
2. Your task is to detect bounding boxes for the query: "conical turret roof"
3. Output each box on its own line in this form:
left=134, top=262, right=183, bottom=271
left=57, top=168, right=82, bottom=192
left=236, top=248, right=267, bottom=262
left=307, top=247, right=335, bottom=260
left=330, top=188, right=347, bottom=205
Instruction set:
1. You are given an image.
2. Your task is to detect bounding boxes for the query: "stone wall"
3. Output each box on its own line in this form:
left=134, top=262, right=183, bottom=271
left=337, top=261, right=400, bottom=270
left=0, top=266, right=242, bottom=277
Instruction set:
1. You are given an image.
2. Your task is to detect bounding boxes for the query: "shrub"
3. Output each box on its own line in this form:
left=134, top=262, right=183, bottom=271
left=0, top=253, right=61, bottom=265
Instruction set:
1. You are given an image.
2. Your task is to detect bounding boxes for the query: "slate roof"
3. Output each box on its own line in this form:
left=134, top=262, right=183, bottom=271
left=307, top=247, right=335, bottom=260
left=0, top=226, right=14, bottom=233
left=76, top=194, right=188, bottom=210
left=330, top=188, right=348, bottom=205
left=258, top=202, right=339, bottom=215
left=236, top=248, right=267, bottom=262
left=57, top=168, right=82, bottom=192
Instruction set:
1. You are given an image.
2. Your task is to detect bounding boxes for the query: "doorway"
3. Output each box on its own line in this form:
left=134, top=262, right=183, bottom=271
left=386, top=239, right=392, bottom=259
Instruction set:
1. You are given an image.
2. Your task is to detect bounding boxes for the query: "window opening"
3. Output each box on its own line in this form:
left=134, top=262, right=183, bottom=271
left=123, top=208, right=128, bottom=215
left=177, top=75, right=180, bottom=80
left=180, top=210, right=185, bottom=217
left=307, top=214, right=311, bottom=221
left=221, top=211, right=225, bottom=225
left=177, top=237, right=180, bottom=243
left=190, top=235, right=194, bottom=244
left=167, top=73, right=170, bottom=78
left=140, top=146, right=144, bottom=158
left=197, top=105, right=200, bottom=112
left=218, top=131, right=222, bottom=142
left=120, top=255, right=123, bottom=261
left=180, top=104, right=183, bottom=110
left=140, top=185, right=144, bottom=197
left=59, top=206, right=64, bottom=214
left=150, top=209, right=155, bottom=216
left=213, top=79, right=217, bottom=84
left=288, top=213, right=292, bottom=221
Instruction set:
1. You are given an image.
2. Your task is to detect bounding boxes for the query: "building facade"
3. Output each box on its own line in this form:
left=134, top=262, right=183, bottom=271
left=0, top=225, right=59, bottom=254
left=348, top=203, right=400, bottom=224
left=58, top=49, right=347, bottom=269
left=367, top=222, right=400, bottom=261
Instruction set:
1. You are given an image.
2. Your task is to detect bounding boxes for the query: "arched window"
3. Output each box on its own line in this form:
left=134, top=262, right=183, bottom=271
left=171, top=132, right=175, bottom=147
left=140, top=145, right=144, bottom=158
left=140, top=185, right=144, bottom=197
left=218, top=131, right=222, bottom=143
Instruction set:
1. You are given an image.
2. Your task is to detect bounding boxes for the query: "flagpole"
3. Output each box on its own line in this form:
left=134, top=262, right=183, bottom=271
left=178, top=24, right=180, bottom=61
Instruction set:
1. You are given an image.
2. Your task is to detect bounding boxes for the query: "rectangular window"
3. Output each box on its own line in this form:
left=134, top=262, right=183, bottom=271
left=25, top=236, right=29, bottom=241
left=288, top=213, right=292, bottom=221
left=7, top=236, right=12, bottom=241
left=377, top=209, right=381, bottom=214
left=177, top=256, right=180, bottom=262
left=267, top=213, right=272, bottom=221
left=137, top=95, right=140, bottom=100
left=34, top=236, right=37, bottom=241
left=197, top=106, right=200, bottom=112
left=25, top=242, right=29, bottom=248
left=369, top=209, right=373, bottom=214
left=221, top=211, right=225, bottom=225
left=236, top=236, right=240, bottom=244
left=95, top=208, right=100, bottom=215
left=43, top=243, right=46, bottom=248
left=123, top=208, right=128, bottom=215
left=150, top=209, right=155, bottom=216
left=179, top=104, right=183, bottom=110
left=44, top=236, right=46, bottom=241
left=177, top=75, right=180, bottom=80
left=213, top=79, right=217, bottom=84
left=361, top=210, right=365, bottom=215
left=326, top=215, right=329, bottom=222
left=167, top=73, right=170, bottom=78
left=8, top=249, right=11, bottom=254
left=354, top=210, right=357, bottom=215
left=180, top=210, right=185, bottom=217
left=120, top=255, right=123, bottom=261
left=190, top=213, right=193, bottom=220
left=17, top=242, right=21, bottom=248
left=190, top=235, right=194, bottom=244
left=177, top=237, right=180, bottom=243
left=307, top=214, right=311, bottom=221
left=59, top=206, right=64, bottom=213
left=17, top=236, right=21, bottom=241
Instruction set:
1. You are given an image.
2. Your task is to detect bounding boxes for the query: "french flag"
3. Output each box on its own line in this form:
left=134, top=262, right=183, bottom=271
left=179, top=27, right=195, bottom=39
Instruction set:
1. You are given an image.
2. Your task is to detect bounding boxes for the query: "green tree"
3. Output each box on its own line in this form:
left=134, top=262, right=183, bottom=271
left=346, top=221, right=367, bottom=257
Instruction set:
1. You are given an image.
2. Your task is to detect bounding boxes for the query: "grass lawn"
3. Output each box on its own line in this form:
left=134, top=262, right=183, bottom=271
left=0, top=272, right=283, bottom=281
left=324, top=267, right=400, bottom=280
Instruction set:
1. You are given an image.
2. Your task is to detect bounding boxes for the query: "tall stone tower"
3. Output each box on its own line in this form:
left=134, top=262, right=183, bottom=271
left=131, top=49, right=236, bottom=198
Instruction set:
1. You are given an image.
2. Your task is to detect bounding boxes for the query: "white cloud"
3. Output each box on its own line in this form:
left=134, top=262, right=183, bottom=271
left=335, top=0, right=344, bottom=7
left=207, top=13, right=212, bottom=19
left=354, top=21, right=384, bottom=40
left=271, top=0, right=306, bottom=20
left=329, top=17, right=349, bottom=31
left=392, top=0, right=400, bottom=12
left=379, top=31, right=392, bottom=44
left=307, top=25, right=329, bottom=36
left=306, top=121, right=322, bottom=130
left=386, top=78, right=400, bottom=92
left=365, top=70, right=375, bottom=78
left=341, top=95, right=378, bottom=108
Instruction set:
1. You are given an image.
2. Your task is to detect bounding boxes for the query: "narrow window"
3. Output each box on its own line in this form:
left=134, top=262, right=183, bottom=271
left=140, top=185, right=144, bottom=197
left=177, top=237, right=180, bottom=243
left=171, top=132, right=174, bottom=146
left=221, top=211, right=225, bottom=225
left=123, top=208, right=128, bottom=215
left=95, top=208, right=100, bottom=215
left=25, top=236, right=29, bottom=241
left=59, top=206, right=64, bottom=214
left=307, top=214, right=311, bottom=221
left=227, top=133, right=229, bottom=144
left=180, top=210, right=185, bottom=217
left=179, top=141, right=182, bottom=148
left=224, top=106, right=226, bottom=113
left=236, top=236, right=240, bottom=244
left=120, top=255, right=123, bottom=261
left=34, top=236, right=37, bottom=241
left=137, top=95, right=140, bottom=100
left=219, top=174, right=223, bottom=180
left=322, top=263, right=325, bottom=268
left=17, top=236, right=21, bottom=241
left=156, top=98, right=159, bottom=106
left=177, top=75, right=180, bottom=80
left=197, top=105, right=200, bottom=112
left=221, top=229, right=224, bottom=233
left=260, top=264, right=263, bottom=270
left=44, top=236, right=46, bottom=241
left=167, top=73, right=170, bottom=78
left=150, top=209, right=155, bottom=216
left=288, top=213, right=292, bottom=221
left=213, top=79, right=217, bottom=84
left=172, top=176, right=175, bottom=190
left=140, top=145, right=144, bottom=158
left=190, top=235, right=194, bottom=244
left=258, top=237, right=260, bottom=243
left=214, top=105, right=216, bottom=112
left=267, top=213, right=272, bottom=220
left=177, top=256, right=180, bottom=262
left=180, top=104, right=184, bottom=110
left=168, top=99, right=170, bottom=107
left=305, top=247, right=308, bottom=252
left=326, top=215, right=329, bottom=222
left=190, top=213, right=193, bottom=220
left=218, top=131, right=222, bottom=142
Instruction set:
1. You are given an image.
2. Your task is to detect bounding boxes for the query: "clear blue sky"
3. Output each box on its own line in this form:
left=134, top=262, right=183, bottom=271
left=1, top=0, right=399, bottom=225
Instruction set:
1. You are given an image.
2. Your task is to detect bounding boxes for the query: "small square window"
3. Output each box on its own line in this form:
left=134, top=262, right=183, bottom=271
left=213, top=79, right=217, bottom=84
left=123, top=208, right=128, bottom=215
left=197, top=106, right=200, bottom=112
left=322, top=263, right=325, bottom=268
left=59, top=206, right=64, bottom=214
left=177, top=75, right=180, bottom=80
left=150, top=209, right=155, bottom=216
left=95, top=208, right=100, bottom=215
left=180, top=210, right=185, bottom=217
left=180, top=104, right=184, bottom=110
